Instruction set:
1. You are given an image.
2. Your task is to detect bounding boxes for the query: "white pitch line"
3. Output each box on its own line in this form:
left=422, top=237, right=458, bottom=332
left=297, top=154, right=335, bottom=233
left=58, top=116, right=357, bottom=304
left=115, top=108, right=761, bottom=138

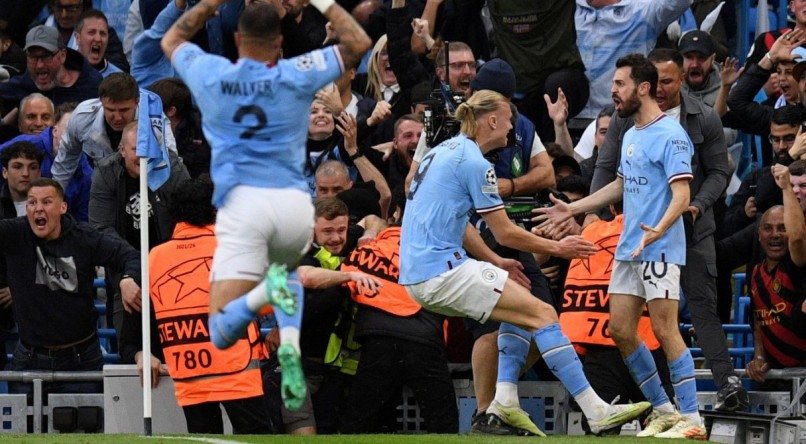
left=145, top=435, right=245, bottom=444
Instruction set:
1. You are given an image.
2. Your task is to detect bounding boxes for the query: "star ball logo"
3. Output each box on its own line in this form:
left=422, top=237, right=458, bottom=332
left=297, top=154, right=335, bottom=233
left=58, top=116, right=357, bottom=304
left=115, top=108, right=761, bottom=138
left=485, top=168, right=497, bottom=185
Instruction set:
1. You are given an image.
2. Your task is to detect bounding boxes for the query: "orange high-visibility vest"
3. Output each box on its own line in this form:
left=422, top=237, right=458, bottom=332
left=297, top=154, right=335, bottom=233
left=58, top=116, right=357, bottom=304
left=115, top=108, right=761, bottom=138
left=341, top=227, right=422, bottom=316
left=149, top=223, right=264, bottom=407
left=560, top=215, right=660, bottom=352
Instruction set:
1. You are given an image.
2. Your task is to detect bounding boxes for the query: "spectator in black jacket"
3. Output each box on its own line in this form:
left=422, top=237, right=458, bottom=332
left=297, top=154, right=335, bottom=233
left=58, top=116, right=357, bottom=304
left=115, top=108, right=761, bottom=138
left=0, top=178, right=140, bottom=399
left=278, top=0, right=327, bottom=58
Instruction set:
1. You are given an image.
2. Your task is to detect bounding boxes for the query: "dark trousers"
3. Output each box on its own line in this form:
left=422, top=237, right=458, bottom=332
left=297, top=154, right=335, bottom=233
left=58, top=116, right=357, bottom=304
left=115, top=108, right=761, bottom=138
left=8, top=337, right=103, bottom=399
left=182, top=395, right=274, bottom=434
left=514, top=67, right=590, bottom=143
left=341, top=336, right=458, bottom=434
left=681, top=235, right=735, bottom=387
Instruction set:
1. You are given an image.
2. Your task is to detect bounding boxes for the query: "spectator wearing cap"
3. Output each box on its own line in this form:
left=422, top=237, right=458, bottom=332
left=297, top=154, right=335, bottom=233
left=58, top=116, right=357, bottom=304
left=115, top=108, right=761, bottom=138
left=0, top=25, right=102, bottom=111
left=680, top=30, right=720, bottom=107
left=727, top=31, right=805, bottom=166
left=552, top=155, right=582, bottom=180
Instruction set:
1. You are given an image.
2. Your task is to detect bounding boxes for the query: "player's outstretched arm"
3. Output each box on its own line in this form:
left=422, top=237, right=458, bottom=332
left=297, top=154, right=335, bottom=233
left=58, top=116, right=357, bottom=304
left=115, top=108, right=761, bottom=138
left=313, top=0, right=371, bottom=70
left=161, top=0, right=225, bottom=60
left=533, top=177, right=623, bottom=224
left=482, top=209, right=597, bottom=260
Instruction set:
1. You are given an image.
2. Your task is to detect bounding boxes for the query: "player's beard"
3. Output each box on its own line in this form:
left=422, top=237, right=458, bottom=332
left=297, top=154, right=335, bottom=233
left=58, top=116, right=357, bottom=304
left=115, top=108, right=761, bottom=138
left=615, top=89, right=641, bottom=118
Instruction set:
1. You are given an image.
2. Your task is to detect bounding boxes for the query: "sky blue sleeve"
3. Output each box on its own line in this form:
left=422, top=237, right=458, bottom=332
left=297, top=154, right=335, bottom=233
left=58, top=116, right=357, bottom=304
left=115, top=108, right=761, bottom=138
left=131, top=1, right=182, bottom=70
left=465, top=156, right=504, bottom=213
left=277, top=46, right=345, bottom=97
left=663, top=132, right=694, bottom=183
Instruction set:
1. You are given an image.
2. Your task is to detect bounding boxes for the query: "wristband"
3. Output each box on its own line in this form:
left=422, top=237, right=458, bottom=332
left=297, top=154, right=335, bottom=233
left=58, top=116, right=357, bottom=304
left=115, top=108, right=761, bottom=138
left=765, top=52, right=775, bottom=64
left=121, top=274, right=134, bottom=282
left=349, top=150, right=364, bottom=161
left=309, top=0, right=335, bottom=13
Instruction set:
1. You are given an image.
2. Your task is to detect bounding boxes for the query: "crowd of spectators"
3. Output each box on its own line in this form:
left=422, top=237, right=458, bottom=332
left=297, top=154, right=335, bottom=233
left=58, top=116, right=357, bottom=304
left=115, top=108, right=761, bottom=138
left=0, top=0, right=804, bottom=436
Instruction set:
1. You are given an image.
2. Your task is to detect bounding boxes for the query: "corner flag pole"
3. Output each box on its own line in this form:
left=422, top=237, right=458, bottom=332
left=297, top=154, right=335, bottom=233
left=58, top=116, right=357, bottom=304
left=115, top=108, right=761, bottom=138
left=139, top=157, right=153, bottom=436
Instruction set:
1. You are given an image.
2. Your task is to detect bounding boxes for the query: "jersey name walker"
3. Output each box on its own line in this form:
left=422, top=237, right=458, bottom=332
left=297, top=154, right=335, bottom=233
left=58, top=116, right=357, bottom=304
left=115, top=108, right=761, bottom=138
left=400, top=134, right=503, bottom=284
left=171, top=43, right=344, bottom=206
left=616, top=114, right=693, bottom=264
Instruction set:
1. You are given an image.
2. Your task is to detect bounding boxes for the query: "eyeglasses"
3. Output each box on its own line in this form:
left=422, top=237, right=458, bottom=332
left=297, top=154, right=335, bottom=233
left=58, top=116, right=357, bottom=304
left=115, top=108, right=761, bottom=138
left=768, top=134, right=797, bottom=145
left=54, top=3, right=82, bottom=12
left=447, top=61, right=477, bottom=71
left=26, top=50, right=59, bottom=63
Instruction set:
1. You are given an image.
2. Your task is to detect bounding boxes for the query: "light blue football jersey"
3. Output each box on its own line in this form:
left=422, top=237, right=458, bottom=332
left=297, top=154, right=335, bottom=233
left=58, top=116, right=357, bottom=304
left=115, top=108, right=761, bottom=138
left=400, top=134, right=504, bottom=284
left=616, top=114, right=693, bottom=265
left=172, top=42, right=344, bottom=207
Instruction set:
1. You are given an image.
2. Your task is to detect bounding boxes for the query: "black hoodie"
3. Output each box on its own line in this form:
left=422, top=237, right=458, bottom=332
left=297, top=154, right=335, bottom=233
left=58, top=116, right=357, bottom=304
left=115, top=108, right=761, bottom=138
left=0, top=214, right=139, bottom=347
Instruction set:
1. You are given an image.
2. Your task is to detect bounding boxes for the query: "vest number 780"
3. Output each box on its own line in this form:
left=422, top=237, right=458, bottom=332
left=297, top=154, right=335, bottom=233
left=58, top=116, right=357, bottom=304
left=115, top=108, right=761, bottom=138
left=173, top=349, right=212, bottom=370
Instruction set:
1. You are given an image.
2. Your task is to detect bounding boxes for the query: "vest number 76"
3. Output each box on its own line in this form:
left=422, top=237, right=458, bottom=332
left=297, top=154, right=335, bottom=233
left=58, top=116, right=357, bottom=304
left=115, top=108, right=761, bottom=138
left=587, top=317, right=611, bottom=338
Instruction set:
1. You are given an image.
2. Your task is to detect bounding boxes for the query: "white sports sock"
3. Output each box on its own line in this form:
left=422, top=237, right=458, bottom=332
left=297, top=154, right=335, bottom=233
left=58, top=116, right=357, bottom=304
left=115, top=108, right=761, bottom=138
left=576, top=386, right=610, bottom=421
left=654, top=402, right=676, bottom=414
left=280, top=326, right=301, bottom=353
left=681, top=412, right=701, bottom=424
left=493, top=382, right=519, bottom=408
left=244, top=280, right=268, bottom=312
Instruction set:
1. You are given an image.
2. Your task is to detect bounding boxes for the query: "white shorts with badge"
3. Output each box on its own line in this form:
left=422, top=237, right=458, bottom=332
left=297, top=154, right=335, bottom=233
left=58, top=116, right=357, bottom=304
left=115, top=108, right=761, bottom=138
left=404, top=259, right=508, bottom=323
left=211, top=185, right=314, bottom=282
left=609, top=259, right=681, bottom=301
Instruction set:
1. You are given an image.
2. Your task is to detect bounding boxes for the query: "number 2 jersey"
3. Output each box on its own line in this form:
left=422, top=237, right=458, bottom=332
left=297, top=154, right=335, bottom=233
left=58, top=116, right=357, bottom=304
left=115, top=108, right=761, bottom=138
left=400, top=133, right=503, bottom=285
left=171, top=42, right=344, bottom=207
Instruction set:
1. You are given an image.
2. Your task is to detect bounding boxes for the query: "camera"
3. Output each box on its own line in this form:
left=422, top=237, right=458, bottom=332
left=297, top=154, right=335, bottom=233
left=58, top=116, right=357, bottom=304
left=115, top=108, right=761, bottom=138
left=423, top=87, right=464, bottom=147
left=422, top=42, right=466, bottom=148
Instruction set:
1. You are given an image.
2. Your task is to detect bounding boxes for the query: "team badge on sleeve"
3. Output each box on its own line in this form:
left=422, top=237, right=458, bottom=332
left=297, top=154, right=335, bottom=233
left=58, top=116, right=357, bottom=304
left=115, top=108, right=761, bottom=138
left=295, top=54, right=314, bottom=71
left=482, top=168, right=498, bottom=194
